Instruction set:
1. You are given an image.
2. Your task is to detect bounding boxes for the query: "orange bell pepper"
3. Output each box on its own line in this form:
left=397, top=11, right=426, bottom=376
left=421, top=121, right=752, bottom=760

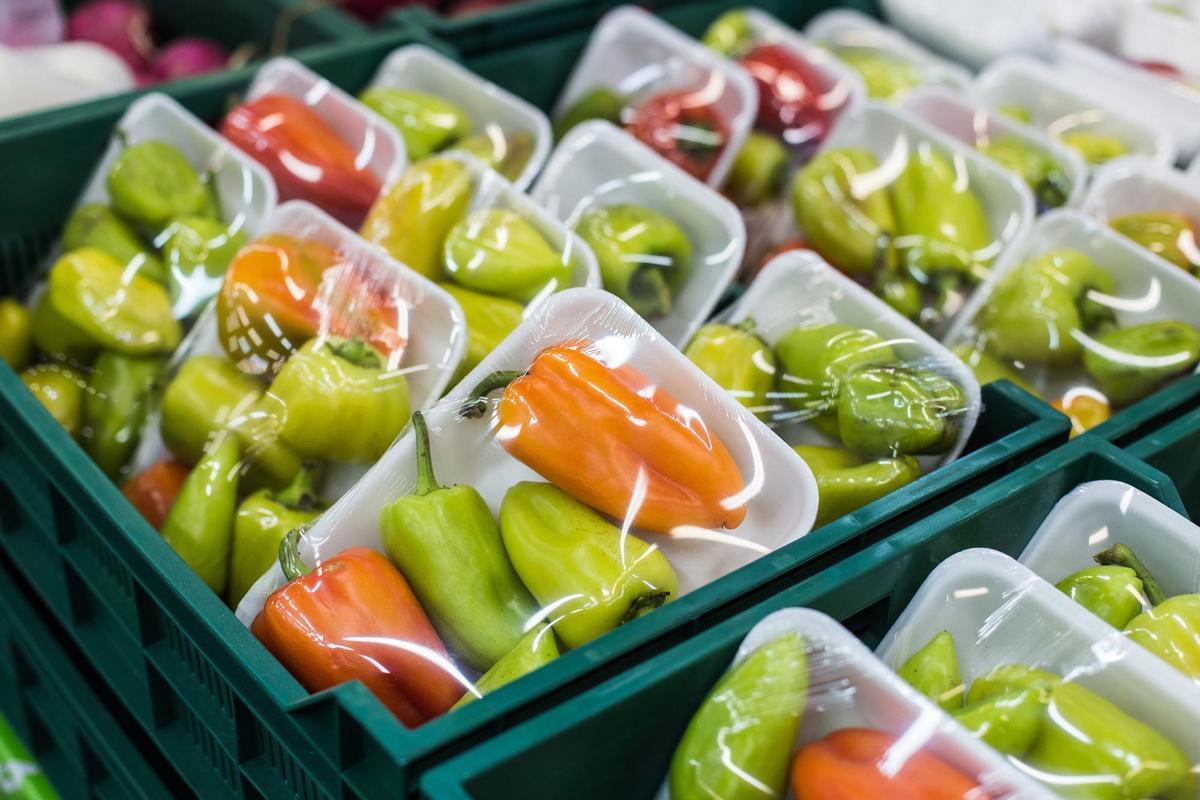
left=220, top=93, right=383, bottom=227
left=463, top=343, right=748, bottom=533
left=252, top=530, right=465, bottom=728
left=792, top=728, right=986, bottom=800
left=122, top=458, right=190, bottom=530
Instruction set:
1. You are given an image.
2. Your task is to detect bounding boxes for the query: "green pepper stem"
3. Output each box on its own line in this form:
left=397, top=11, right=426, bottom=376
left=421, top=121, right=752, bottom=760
left=411, top=412, right=443, bottom=496
left=114, top=128, right=131, bottom=149
left=460, top=370, right=525, bottom=419
left=733, top=318, right=758, bottom=335
left=275, top=462, right=322, bottom=511
left=628, top=267, right=673, bottom=317
left=622, top=591, right=671, bottom=623
left=279, top=526, right=312, bottom=582
left=1095, top=543, right=1168, bottom=607
left=326, top=338, right=382, bottom=369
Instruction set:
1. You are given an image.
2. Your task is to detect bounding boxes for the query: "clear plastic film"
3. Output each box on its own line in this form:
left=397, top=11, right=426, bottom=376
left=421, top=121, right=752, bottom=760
left=234, top=286, right=818, bottom=728
left=356, top=148, right=599, bottom=386
left=124, top=199, right=466, bottom=606
left=879, top=548, right=1200, bottom=799
left=6, top=91, right=275, bottom=484
left=901, top=87, right=1087, bottom=212
left=356, top=44, right=552, bottom=191
left=786, top=102, right=1032, bottom=333
left=1080, top=156, right=1200, bottom=282
left=973, top=55, right=1177, bottom=170
left=219, top=57, right=407, bottom=229
left=551, top=5, right=756, bottom=187
left=946, top=209, right=1200, bottom=436
left=804, top=8, right=971, bottom=104
left=531, top=120, right=745, bottom=347
left=661, top=608, right=1046, bottom=800
left=1020, top=480, right=1200, bottom=689
left=684, top=250, right=980, bottom=529
left=1116, top=0, right=1200, bottom=93
left=876, top=0, right=1054, bottom=69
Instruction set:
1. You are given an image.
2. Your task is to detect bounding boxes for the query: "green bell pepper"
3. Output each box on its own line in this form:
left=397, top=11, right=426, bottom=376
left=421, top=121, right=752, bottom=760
left=161, top=216, right=247, bottom=319
left=1055, top=565, right=1145, bottom=629
left=498, top=481, right=677, bottom=649
left=796, top=444, right=921, bottom=527
left=160, top=355, right=263, bottom=465
left=359, top=87, right=471, bottom=161
left=62, top=203, right=164, bottom=283
left=1109, top=211, right=1200, bottom=276
left=453, top=623, right=559, bottom=709
left=978, top=135, right=1070, bottom=209
left=896, top=630, right=964, bottom=712
left=82, top=351, right=165, bottom=479
left=953, top=689, right=1042, bottom=757
left=444, top=209, right=573, bottom=303
left=554, top=87, right=625, bottom=141
left=669, top=634, right=808, bottom=800
left=456, top=128, right=535, bottom=183
left=20, top=363, right=85, bottom=438
left=833, top=47, right=921, bottom=101
left=1082, top=320, right=1200, bottom=407
left=702, top=9, right=754, bottom=58
left=380, top=412, right=536, bottom=671
left=1058, top=130, right=1128, bottom=166
left=684, top=320, right=776, bottom=420
left=107, top=139, right=207, bottom=228
left=725, top=131, right=790, bottom=206
left=440, top=283, right=524, bottom=388
left=161, top=434, right=241, bottom=595
left=0, top=298, right=33, bottom=370
left=837, top=364, right=967, bottom=457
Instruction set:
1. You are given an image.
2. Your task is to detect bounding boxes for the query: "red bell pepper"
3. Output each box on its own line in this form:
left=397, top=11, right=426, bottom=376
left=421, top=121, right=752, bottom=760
left=625, top=87, right=730, bottom=181
left=740, top=43, right=831, bottom=151
left=220, top=93, right=383, bottom=227
left=122, top=458, right=191, bottom=530
left=252, top=531, right=466, bottom=727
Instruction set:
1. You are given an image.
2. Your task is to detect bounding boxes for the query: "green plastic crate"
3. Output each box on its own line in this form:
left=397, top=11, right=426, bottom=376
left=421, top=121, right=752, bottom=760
left=1128, top=404, right=1200, bottom=521
left=0, top=554, right=183, bottom=799
left=0, top=9, right=1070, bottom=798
left=418, top=436, right=1184, bottom=800
left=1088, top=374, right=1200, bottom=449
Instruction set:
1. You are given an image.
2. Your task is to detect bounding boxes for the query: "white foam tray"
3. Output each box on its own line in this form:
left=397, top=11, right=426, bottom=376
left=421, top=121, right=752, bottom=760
left=531, top=120, right=745, bottom=347
left=878, top=0, right=1053, bottom=69
left=364, top=44, right=551, bottom=190
left=726, top=250, right=981, bottom=470
left=1116, top=2, right=1200, bottom=89
left=236, top=287, right=819, bottom=624
left=553, top=4, right=756, bottom=188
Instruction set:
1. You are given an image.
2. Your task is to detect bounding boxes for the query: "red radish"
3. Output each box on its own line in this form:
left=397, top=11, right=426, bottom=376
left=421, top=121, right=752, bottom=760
left=66, top=0, right=152, bottom=71
left=153, top=37, right=227, bottom=80
left=342, top=0, right=435, bottom=22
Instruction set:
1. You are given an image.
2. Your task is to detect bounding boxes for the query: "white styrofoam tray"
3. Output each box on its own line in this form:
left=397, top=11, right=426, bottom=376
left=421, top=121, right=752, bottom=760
left=237, top=287, right=819, bottom=624
left=726, top=250, right=981, bottom=470
left=1116, top=1, right=1200, bottom=90
left=364, top=44, right=552, bottom=191
left=531, top=120, right=745, bottom=348
left=878, top=0, right=1053, bottom=69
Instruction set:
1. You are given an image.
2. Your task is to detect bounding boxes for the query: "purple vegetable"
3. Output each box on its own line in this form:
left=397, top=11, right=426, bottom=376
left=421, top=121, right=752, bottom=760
left=66, top=0, right=151, bottom=71
left=152, top=37, right=227, bottom=80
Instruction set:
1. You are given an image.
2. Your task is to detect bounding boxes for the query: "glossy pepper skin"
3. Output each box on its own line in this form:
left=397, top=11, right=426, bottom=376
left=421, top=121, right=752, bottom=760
left=978, top=135, right=1070, bottom=210
left=575, top=204, right=692, bottom=317
left=161, top=434, right=241, bottom=595
left=499, top=482, right=677, bottom=649
left=701, top=10, right=752, bottom=58
left=62, top=203, right=164, bottom=283
left=1059, top=130, right=1128, bottom=166
left=444, top=209, right=572, bottom=304
left=741, top=43, right=830, bottom=151
left=0, top=299, right=34, bottom=370
left=834, top=48, right=921, bottom=101
left=227, top=465, right=325, bottom=608
left=625, top=88, right=730, bottom=182
left=360, top=157, right=472, bottom=282
left=82, top=352, right=165, bottom=478
left=670, top=634, right=807, bottom=800
left=685, top=320, right=776, bottom=420
left=380, top=413, right=535, bottom=671
left=107, top=139, right=206, bottom=228
left=1083, top=320, right=1200, bottom=407
left=951, top=343, right=1040, bottom=398
left=161, top=216, right=247, bottom=319
left=1109, top=211, right=1200, bottom=276
left=454, top=623, right=558, bottom=709
left=221, top=94, right=382, bottom=227
left=791, top=728, right=985, bottom=800
left=456, top=128, right=535, bottom=183
left=1055, top=565, right=1145, bottom=629
left=792, top=148, right=895, bottom=275
left=896, top=630, right=963, bottom=712
left=264, top=338, right=410, bottom=464
left=122, top=459, right=190, bottom=530
left=794, top=445, right=920, bottom=527
left=439, top=283, right=524, bottom=388
left=21, top=364, right=85, bottom=438
left=724, top=130, right=790, bottom=206
left=252, top=529, right=466, bottom=727
left=359, top=87, right=470, bottom=161
left=463, top=344, right=748, bottom=533
left=554, top=87, right=624, bottom=142
left=953, top=689, right=1042, bottom=757
left=837, top=365, right=968, bottom=457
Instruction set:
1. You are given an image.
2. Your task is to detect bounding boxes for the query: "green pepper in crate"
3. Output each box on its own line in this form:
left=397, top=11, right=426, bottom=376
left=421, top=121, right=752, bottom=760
left=161, top=433, right=241, bottom=595
left=835, top=48, right=921, bottom=101
left=454, top=623, right=559, bottom=708
left=107, top=139, right=207, bottom=228
left=440, top=284, right=524, bottom=388
left=1109, top=211, right=1200, bottom=276
left=499, top=481, right=677, bottom=649
left=359, top=87, right=471, bottom=161
left=227, top=464, right=326, bottom=608
left=1058, top=130, right=1128, bottom=166
left=160, top=355, right=262, bottom=465
left=444, top=209, right=572, bottom=304
left=1055, top=564, right=1145, bottom=629
left=684, top=320, right=776, bottom=420
left=1082, top=320, right=1200, bottom=407
left=896, top=630, right=963, bottom=712
left=0, top=299, right=32, bottom=370
left=837, top=365, right=967, bottom=457
left=20, top=364, right=85, bottom=438
left=725, top=131, right=790, bottom=206
left=794, top=444, right=920, bottom=527
left=670, top=633, right=808, bottom=800
left=380, top=413, right=535, bottom=671
left=82, top=351, right=165, bottom=479
left=456, top=128, right=535, bottom=183
left=62, top=203, right=164, bottom=284
left=702, top=9, right=753, bottom=58
left=978, top=135, right=1070, bottom=209
left=554, top=87, right=625, bottom=141
left=575, top=204, right=692, bottom=318
left=161, top=216, right=247, bottom=319
left=953, top=689, right=1042, bottom=757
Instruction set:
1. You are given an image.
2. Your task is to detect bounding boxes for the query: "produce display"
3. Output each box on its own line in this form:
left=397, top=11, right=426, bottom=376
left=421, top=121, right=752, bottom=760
left=1109, top=210, right=1200, bottom=277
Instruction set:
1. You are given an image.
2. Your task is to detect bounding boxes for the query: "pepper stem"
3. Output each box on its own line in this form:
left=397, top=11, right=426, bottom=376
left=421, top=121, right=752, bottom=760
left=326, top=338, right=382, bottom=369
left=1094, top=543, right=1168, bottom=607
left=275, top=462, right=322, bottom=511
left=733, top=318, right=758, bottom=335
left=411, top=412, right=443, bottom=496
left=622, top=591, right=671, bottom=624
left=279, top=525, right=312, bottom=582
left=460, top=370, right=525, bottom=419
left=628, top=267, right=673, bottom=318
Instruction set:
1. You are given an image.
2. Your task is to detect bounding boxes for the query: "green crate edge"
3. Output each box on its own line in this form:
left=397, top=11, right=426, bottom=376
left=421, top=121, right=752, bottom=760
left=417, top=436, right=1186, bottom=800
left=1127, top=404, right=1200, bottom=521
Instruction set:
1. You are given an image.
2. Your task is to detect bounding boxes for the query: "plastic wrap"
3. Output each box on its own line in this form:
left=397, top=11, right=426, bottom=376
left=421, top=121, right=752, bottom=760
left=1020, top=480, right=1200, bottom=686
left=879, top=548, right=1200, bottom=799
left=804, top=8, right=971, bottom=103
left=1079, top=156, right=1200, bottom=282
left=685, top=251, right=979, bottom=528
left=1116, top=0, right=1200, bottom=92
left=787, top=102, right=1032, bottom=333
left=4, top=92, right=275, bottom=484
left=901, top=87, right=1087, bottom=211
left=234, top=286, right=818, bottom=726
left=357, top=44, right=551, bottom=191
left=124, top=199, right=465, bottom=605
left=946, top=209, right=1200, bottom=436
left=972, top=56, right=1177, bottom=169
left=551, top=5, right=756, bottom=187
left=531, top=120, right=745, bottom=347
left=661, top=608, right=1048, bottom=799
left=878, top=0, right=1053, bottom=69
left=220, top=57, right=407, bottom=229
